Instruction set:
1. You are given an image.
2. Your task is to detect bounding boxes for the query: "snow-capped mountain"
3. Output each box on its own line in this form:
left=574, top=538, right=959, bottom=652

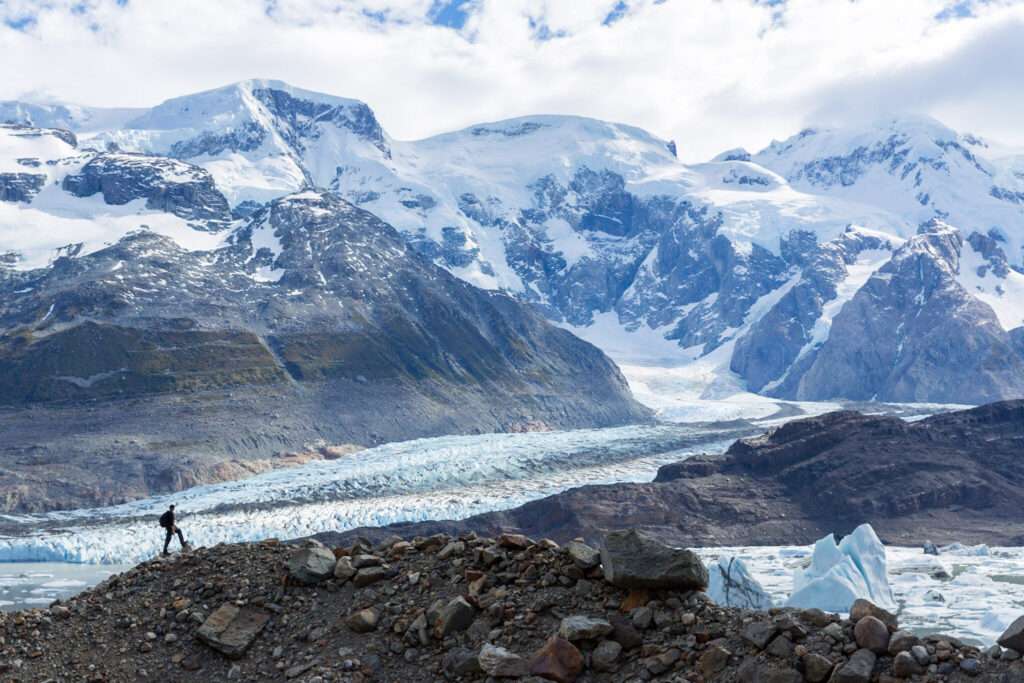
left=3, top=81, right=1023, bottom=407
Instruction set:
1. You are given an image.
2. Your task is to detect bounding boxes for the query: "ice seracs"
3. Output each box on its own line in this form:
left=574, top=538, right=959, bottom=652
left=786, top=524, right=896, bottom=612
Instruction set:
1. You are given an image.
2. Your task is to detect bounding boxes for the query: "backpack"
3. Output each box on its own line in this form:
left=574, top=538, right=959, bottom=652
left=159, top=511, right=172, bottom=529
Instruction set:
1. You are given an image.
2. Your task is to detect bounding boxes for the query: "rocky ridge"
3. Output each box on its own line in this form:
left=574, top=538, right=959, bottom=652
left=6, top=530, right=1022, bottom=682
left=318, top=401, right=1024, bottom=549
left=0, top=188, right=647, bottom=512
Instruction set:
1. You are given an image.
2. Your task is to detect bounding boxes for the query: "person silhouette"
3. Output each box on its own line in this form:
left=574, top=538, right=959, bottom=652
left=159, top=504, right=188, bottom=555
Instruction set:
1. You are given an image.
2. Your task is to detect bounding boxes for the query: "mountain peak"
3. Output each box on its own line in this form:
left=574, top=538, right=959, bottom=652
left=124, top=79, right=375, bottom=132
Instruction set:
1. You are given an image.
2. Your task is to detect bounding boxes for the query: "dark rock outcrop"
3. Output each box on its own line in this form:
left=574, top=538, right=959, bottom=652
left=781, top=223, right=1024, bottom=402
left=0, top=172, right=46, bottom=202
left=62, top=153, right=232, bottom=225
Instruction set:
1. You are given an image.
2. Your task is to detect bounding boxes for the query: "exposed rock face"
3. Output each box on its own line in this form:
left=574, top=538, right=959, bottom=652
left=10, top=532, right=1021, bottom=682
left=62, top=153, right=232, bottom=225
left=0, top=172, right=46, bottom=202
left=731, top=228, right=893, bottom=393
left=0, top=190, right=647, bottom=512
left=781, top=222, right=1024, bottom=402
left=323, top=401, right=1024, bottom=548
left=6, top=89, right=1024, bottom=405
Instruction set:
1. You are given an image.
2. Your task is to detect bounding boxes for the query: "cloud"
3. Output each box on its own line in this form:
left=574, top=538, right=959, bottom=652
left=1, top=0, right=1023, bottom=161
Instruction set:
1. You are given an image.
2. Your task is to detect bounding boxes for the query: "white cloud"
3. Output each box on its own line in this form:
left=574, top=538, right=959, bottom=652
left=1, top=0, right=1023, bottom=161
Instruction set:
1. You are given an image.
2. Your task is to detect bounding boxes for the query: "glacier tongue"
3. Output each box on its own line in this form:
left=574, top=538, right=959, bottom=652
left=0, top=425, right=742, bottom=565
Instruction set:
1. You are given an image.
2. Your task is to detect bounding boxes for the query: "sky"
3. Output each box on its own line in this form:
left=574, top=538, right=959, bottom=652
left=1, top=0, right=1023, bottom=162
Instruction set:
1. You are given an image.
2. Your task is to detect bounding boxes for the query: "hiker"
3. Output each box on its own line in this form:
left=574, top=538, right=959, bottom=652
left=159, top=504, right=189, bottom=555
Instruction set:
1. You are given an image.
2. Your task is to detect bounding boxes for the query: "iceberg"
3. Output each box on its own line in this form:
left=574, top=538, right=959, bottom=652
left=785, top=524, right=895, bottom=612
left=707, top=555, right=773, bottom=610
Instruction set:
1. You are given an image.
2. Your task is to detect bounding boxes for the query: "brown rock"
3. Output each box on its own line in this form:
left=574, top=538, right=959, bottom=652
left=699, top=645, right=731, bottom=676
left=850, top=599, right=897, bottom=631
left=498, top=533, right=531, bottom=549
left=620, top=589, right=650, bottom=612
left=853, top=616, right=890, bottom=654
left=346, top=607, right=379, bottom=633
left=196, top=604, right=270, bottom=659
left=529, top=636, right=583, bottom=683
left=352, top=565, right=395, bottom=587
left=609, top=614, right=643, bottom=650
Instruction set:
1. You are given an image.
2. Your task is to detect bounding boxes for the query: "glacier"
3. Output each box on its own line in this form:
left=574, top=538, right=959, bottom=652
left=0, top=424, right=745, bottom=564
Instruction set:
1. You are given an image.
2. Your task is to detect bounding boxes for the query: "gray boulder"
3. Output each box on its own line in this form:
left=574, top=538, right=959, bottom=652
left=600, top=529, right=708, bottom=590
left=565, top=540, right=600, bottom=570
left=835, top=648, right=876, bottom=683
left=558, top=615, right=613, bottom=641
left=893, top=651, right=924, bottom=677
left=478, top=643, right=527, bottom=678
left=998, top=615, right=1024, bottom=652
left=434, top=597, right=476, bottom=638
left=288, top=546, right=336, bottom=584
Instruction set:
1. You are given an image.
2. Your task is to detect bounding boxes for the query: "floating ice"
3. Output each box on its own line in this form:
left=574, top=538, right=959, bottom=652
left=940, top=542, right=991, bottom=557
left=786, top=524, right=895, bottom=612
left=707, top=555, right=773, bottom=610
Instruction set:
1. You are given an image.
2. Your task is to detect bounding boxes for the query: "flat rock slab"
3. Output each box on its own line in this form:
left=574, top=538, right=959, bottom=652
left=197, top=604, right=271, bottom=659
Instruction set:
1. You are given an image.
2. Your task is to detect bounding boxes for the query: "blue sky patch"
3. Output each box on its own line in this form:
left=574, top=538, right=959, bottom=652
left=603, top=1, right=629, bottom=26
left=429, top=0, right=473, bottom=29
left=4, top=14, right=37, bottom=31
